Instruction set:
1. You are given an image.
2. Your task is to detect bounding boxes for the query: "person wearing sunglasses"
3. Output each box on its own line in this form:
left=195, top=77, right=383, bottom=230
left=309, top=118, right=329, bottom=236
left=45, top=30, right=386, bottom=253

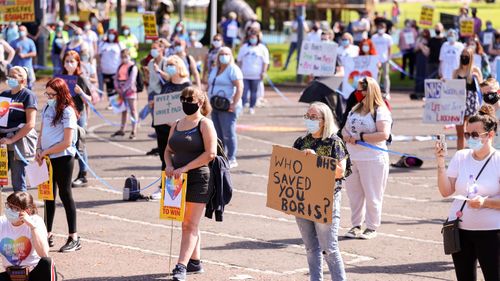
left=435, top=104, right=500, bottom=281
left=36, top=77, right=81, bottom=253
left=0, top=66, right=37, bottom=192
left=165, top=87, right=217, bottom=280
left=293, top=102, right=350, bottom=281
left=0, top=192, right=56, bottom=279
left=341, top=76, right=392, bottom=240
left=480, top=78, right=500, bottom=149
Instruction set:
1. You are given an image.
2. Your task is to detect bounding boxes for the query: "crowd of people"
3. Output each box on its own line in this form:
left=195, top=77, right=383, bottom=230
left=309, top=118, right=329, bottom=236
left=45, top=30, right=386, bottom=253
left=0, top=2, right=497, bottom=281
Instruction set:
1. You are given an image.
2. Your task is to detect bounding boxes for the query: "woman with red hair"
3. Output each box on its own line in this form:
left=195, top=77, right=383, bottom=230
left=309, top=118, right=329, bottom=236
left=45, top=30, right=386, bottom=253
left=36, top=77, right=81, bottom=253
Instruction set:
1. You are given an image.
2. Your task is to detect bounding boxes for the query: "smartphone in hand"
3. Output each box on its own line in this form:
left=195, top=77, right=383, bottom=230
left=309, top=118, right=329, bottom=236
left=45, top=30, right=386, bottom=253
left=437, top=134, right=447, bottom=155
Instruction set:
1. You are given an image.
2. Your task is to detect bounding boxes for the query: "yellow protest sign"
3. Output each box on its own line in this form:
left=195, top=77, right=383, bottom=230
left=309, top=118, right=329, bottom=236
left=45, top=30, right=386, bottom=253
left=142, top=12, right=158, bottom=40
left=266, top=145, right=337, bottom=224
left=79, top=9, right=97, bottom=22
left=38, top=157, right=54, bottom=201
left=160, top=172, right=187, bottom=221
left=419, top=6, right=434, bottom=26
left=460, top=19, right=475, bottom=37
left=0, top=0, right=35, bottom=23
left=0, top=146, right=8, bottom=186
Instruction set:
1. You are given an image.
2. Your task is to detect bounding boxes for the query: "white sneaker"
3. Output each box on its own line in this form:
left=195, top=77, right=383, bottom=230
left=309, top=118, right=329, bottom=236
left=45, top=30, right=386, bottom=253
left=249, top=108, right=255, bottom=115
left=229, top=160, right=238, bottom=169
left=360, top=228, right=377, bottom=240
left=150, top=187, right=162, bottom=200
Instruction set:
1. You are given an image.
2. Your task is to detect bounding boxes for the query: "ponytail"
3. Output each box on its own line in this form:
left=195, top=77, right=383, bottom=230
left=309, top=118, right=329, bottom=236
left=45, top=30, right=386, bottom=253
left=200, top=91, right=212, bottom=116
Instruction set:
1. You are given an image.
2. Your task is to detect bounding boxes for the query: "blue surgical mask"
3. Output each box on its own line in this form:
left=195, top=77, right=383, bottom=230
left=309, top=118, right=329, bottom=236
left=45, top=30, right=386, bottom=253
left=174, top=46, right=184, bottom=53
left=176, top=26, right=182, bottom=32
left=447, top=36, right=456, bottom=43
left=249, top=38, right=258, bottom=45
left=305, top=119, right=321, bottom=134
left=84, top=25, right=91, bottom=31
left=166, top=65, right=177, bottom=76
left=108, top=34, right=116, bottom=41
left=47, top=99, right=56, bottom=107
left=74, top=35, right=81, bottom=41
left=342, top=39, right=349, bottom=47
left=4, top=207, right=19, bottom=223
left=212, top=40, right=222, bottom=48
left=19, top=31, right=27, bottom=38
left=81, top=54, right=89, bottom=62
left=123, top=29, right=130, bottom=36
left=467, top=138, right=484, bottom=151
left=219, top=55, right=231, bottom=64
left=7, top=78, right=19, bottom=89
left=150, top=49, right=159, bottom=58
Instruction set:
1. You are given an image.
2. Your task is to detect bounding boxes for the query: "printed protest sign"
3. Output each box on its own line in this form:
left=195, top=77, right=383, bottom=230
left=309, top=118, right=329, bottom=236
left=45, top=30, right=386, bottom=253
left=266, top=145, right=337, bottom=224
left=0, top=0, right=35, bottom=23
left=142, top=12, right=158, bottom=40
left=298, top=41, right=338, bottom=77
left=419, top=6, right=434, bottom=26
left=440, top=13, right=456, bottom=30
left=55, top=75, right=78, bottom=97
left=460, top=19, right=474, bottom=37
left=160, top=172, right=187, bottom=221
left=423, top=79, right=466, bottom=125
left=0, top=146, right=7, bottom=186
left=341, top=55, right=379, bottom=99
left=37, top=157, right=54, bottom=201
left=153, top=92, right=185, bottom=126
left=0, top=97, right=11, bottom=127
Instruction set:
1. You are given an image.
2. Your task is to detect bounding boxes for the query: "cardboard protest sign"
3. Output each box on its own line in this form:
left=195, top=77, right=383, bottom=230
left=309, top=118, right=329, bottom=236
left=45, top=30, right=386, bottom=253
left=423, top=79, right=466, bottom=125
left=187, top=47, right=209, bottom=62
left=0, top=146, right=7, bottom=186
left=341, top=55, right=379, bottom=99
left=142, top=12, right=158, bottom=40
left=37, top=157, right=54, bottom=201
left=55, top=75, right=78, bottom=97
left=298, top=41, right=338, bottom=77
left=266, top=145, right=337, bottom=224
left=460, top=19, right=475, bottom=37
left=419, top=6, right=434, bottom=26
left=440, top=13, right=456, bottom=30
left=0, top=97, right=11, bottom=127
left=153, top=92, right=185, bottom=126
left=160, top=172, right=187, bottom=221
left=0, top=0, right=35, bottom=23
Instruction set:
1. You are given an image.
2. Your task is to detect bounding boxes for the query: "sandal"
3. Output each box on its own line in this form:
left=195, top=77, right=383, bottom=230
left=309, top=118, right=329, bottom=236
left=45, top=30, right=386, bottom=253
left=111, top=130, right=125, bottom=137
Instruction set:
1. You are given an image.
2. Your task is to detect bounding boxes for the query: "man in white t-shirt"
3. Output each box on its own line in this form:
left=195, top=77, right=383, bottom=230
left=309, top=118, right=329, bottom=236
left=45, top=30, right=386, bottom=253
left=439, top=29, right=465, bottom=80
left=371, top=22, right=393, bottom=97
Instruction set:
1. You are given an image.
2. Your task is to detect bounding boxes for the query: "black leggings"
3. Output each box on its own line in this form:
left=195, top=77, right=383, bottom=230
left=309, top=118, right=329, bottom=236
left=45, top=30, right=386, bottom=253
left=452, top=229, right=500, bottom=281
left=45, top=156, right=77, bottom=234
left=154, top=124, right=171, bottom=171
left=102, top=73, right=116, bottom=97
left=0, top=257, right=57, bottom=280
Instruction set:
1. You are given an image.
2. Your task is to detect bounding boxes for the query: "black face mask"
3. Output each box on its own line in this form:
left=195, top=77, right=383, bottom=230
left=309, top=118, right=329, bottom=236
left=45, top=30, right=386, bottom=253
left=435, top=30, right=441, bottom=36
left=484, top=92, right=500, bottom=105
left=460, top=56, right=470, bottom=65
left=182, top=102, right=200, bottom=115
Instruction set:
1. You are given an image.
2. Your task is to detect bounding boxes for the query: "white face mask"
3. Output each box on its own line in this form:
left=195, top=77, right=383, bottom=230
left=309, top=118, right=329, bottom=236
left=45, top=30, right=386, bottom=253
left=5, top=207, right=19, bottom=223
left=304, top=119, right=321, bottom=134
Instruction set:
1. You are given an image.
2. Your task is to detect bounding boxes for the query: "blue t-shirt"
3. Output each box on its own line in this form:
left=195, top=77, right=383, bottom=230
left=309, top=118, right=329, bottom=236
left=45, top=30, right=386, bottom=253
left=10, top=38, right=36, bottom=68
left=41, top=105, right=77, bottom=159
left=0, top=88, right=37, bottom=130
left=207, top=64, right=243, bottom=103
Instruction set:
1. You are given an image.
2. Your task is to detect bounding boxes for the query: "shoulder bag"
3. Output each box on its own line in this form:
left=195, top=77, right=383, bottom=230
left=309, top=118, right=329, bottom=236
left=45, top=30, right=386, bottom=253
left=441, top=151, right=494, bottom=255
left=209, top=73, right=231, bottom=112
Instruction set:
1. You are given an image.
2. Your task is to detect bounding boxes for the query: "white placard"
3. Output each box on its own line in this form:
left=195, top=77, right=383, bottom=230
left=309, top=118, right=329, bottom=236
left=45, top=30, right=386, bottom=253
left=423, top=79, right=467, bottom=125
left=153, top=92, right=185, bottom=126
left=25, top=161, right=49, bottom=187
left=297, top=41, right=338, bottom=77
left=341, top=55, right=379, bottom=99
left=403, top=32, right=415, bottom=45
left=483, top=32, right=493, bottom=46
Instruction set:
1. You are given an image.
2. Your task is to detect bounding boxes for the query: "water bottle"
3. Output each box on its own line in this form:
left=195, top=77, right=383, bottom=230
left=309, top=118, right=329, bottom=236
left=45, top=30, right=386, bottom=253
left=467, top=175, right=478, bottom=198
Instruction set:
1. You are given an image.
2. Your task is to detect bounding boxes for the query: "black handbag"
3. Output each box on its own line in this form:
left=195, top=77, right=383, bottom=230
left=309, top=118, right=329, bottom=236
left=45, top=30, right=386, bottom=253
left=209, top=74, right=231, bottom=111
left=441, top=152, right=494, bottom=255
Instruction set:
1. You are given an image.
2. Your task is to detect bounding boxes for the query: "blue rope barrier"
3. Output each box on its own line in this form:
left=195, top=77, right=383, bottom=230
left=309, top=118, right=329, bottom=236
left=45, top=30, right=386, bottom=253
left=355, top=140, right=435, bottom=160
left=265, top=76, right=292, bottom=103
left=13, top=144, right=29, bottom=165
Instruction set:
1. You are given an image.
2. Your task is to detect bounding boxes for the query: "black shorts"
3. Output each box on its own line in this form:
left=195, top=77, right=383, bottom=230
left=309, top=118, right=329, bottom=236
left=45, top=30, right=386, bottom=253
left=186, top=167, right=212, bottom=203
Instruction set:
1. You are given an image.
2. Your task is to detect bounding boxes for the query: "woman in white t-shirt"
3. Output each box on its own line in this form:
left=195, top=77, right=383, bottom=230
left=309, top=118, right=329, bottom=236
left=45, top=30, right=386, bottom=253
left=0, top=192, right=56, bottom=279
left=97, top=29, right=123, bottom=103
left=237, top=32, right=269, bottom=115
left=342, top=77, right=392, bottom=240
left=435, top=104, right=500, bottom=281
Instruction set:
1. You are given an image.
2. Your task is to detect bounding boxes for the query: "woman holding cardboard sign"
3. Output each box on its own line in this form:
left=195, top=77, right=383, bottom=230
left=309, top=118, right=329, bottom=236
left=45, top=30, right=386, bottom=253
left=36, top=77, right=81, bottom=253
left=293, top=102, right=350, bottom=281
left=165, top=87, right=217, bottom=281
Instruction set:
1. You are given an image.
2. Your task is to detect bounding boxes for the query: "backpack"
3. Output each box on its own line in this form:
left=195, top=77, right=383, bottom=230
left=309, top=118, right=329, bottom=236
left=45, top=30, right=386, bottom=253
left=123, top=175, right=145, bottom=201
left=128, top=65, right=145, bottom=93
left=372, top=107, right=393, bottom=145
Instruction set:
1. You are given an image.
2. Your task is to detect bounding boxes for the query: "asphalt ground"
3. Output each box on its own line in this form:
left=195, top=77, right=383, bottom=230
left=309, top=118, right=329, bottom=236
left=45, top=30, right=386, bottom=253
left=0, top=79, right=475, bottom=281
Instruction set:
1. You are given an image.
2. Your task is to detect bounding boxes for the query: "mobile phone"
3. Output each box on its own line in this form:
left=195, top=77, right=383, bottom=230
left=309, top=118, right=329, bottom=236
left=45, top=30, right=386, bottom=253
left=437, top=134, right=447, bottom=154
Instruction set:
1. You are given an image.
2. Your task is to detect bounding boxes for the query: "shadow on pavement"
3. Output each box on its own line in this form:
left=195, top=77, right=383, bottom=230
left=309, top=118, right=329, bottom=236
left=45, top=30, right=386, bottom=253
left=204, top=238, right=303, bottom=251
left=66, top=274, right=168, bottom=280
left=347, top=261, right=454, bottom=275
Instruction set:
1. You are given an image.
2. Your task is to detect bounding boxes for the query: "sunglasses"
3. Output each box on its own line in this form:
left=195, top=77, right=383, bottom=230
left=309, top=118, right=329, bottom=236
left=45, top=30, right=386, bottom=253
left=464, top=131, right=488, bottom=140
left=303, top=114, right=323, bottom=121
left=180, top=96, right=195, bottom=103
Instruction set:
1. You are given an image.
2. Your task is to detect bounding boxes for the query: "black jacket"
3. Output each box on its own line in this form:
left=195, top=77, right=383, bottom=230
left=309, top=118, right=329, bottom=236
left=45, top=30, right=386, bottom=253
left=205, top=155, right=233, bottom=221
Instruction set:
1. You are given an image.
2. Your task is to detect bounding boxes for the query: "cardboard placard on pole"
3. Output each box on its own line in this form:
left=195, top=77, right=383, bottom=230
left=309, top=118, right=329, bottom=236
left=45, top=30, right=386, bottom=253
left=266, top=145, right=336, bottom=224
left=0, top=0, right=35, bottom=23
left=142, top=12, right=158, bottom=41
left=160, top=172, right=187, bottom=222
left=0, top=146, right=8, bottom=186
left=423, top=79, right=467, bottom=125
left=153, top=92, right=185, bottom=126
left=460, top=18, right=475, bottom=37
left=419, top=6, right=434, bottom=26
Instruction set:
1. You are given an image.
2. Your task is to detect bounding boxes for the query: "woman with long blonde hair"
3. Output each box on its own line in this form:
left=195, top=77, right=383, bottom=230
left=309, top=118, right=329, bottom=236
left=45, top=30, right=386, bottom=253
left=342, top=77, right=392, bottom=240
left=453, top=47, right=483, bottom=150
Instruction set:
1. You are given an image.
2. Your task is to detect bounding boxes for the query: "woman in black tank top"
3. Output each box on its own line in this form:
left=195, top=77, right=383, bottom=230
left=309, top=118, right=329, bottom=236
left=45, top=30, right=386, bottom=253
left=452, top=47, right=483, bottom=150
left=165, top=87, right=217, bottom=280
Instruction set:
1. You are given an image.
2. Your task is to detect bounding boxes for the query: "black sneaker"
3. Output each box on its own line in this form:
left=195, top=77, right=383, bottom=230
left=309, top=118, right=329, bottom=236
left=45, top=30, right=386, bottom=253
left=48, top=235, right=54, bottom=247
left=59, top=236, right=82, bottom=252
left=146, top=147, right=159, bottom=156
left=172, top=263, right=187, bottom=281
left=72, top=172, right=88, bottom=188
left=187, top=259, right=204, bottom=274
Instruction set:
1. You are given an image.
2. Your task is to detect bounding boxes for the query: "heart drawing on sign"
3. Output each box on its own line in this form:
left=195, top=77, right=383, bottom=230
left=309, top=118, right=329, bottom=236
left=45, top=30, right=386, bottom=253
left=166, top=178, right=183, bottom=201
left=348, top=71, right=372, bottom=88
left=0, top=101, right=10, bottom=117
left=0, top=237, right=32, bottom=265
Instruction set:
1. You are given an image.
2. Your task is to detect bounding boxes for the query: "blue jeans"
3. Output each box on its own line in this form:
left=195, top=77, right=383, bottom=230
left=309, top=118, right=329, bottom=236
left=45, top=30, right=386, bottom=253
left=51, top=54, right=62, bottom=76
left=242, top=79, right=261, bottom=109
left=211, top=110, right=237, bottom=161
left=7, top=151, right=27, bottom=191
left=284, top=42, right=298, bottom=70
left=295, top=190, right=346, bottom=281
left=77, top=110, right=88, bottom=173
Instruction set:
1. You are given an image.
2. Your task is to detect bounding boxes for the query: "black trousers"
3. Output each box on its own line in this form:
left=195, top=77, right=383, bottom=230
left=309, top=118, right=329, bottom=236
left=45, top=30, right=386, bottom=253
left=102, top=73, right=116, bottom=97
left=45, top=156, right=77, bottom=234
left=154, top=124, right=171, bottom=171
left=452, top=229, right=500, bottom=281
left=0, top=257, right=57, bottom=280
left=401, top=50, right=416, bottom=79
